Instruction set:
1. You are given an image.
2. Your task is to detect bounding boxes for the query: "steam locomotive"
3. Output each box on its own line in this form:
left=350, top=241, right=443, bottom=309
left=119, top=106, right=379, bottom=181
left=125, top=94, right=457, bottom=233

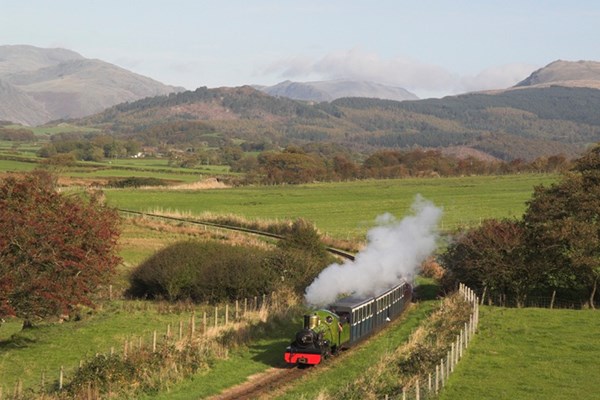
left=284, top=279, right=412, bottom=365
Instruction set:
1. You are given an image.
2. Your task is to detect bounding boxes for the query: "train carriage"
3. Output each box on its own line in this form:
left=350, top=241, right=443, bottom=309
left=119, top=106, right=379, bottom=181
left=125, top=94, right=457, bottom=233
left=285, top=279, right=412, bottom=365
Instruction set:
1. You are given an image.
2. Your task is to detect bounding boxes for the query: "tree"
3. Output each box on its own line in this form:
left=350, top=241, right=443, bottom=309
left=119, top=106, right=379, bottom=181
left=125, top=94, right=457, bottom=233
left=523, top=145, right=600, bottom=308
left=265, top=219, right=332, bottom=292
left=0, top=172, right=121, bottom=326
left=440, top=219, right=530, bottom=305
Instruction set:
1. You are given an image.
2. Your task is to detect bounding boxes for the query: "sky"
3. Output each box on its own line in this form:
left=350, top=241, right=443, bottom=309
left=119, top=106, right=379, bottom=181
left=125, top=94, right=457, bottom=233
left=2, top=0, right=599, bottom=98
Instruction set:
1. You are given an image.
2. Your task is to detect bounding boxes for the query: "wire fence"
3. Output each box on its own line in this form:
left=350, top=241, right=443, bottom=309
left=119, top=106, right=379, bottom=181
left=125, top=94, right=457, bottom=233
left=382, top=283, right=480, bottom=400
left=481, top=292, right=598, bottom=310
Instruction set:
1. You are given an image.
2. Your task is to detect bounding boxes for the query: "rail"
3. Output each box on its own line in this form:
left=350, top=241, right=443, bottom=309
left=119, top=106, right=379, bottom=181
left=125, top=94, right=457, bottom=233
left=118, top=208, right=356, bottom=261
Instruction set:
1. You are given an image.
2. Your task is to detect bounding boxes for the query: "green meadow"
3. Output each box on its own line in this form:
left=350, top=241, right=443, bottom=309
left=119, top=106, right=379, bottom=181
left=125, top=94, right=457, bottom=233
left=441, top=307, right=600, bottom=400
left=105, top=174, right=557, bottom=238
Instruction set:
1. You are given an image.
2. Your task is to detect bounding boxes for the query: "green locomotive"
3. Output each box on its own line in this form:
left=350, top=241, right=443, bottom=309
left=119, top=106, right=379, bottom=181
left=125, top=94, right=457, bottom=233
left=284, top=279, right=412, bottom=365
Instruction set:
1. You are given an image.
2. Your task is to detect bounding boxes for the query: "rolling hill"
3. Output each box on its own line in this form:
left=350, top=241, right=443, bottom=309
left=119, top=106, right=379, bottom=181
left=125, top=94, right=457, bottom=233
left=514, top=59, right=600, bottom=89
left=0, top=45, right=183, bottom=125
left=71, top=81, right=600, bottom=161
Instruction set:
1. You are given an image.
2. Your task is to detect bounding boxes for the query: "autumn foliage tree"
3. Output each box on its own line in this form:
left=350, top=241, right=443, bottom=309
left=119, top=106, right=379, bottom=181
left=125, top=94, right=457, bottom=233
left=441, top=219, right=530, bottom=305
left=0, top=172, right=121, bottom=326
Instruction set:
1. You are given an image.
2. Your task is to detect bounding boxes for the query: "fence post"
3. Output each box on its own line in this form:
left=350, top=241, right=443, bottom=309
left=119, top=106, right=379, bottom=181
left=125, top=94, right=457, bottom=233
left=179, top=320, right=183, bottom=340
left=550, top=290, right=556, bottom=309
left=450, top=342, right=455, bottom=372
left=152, top=331, right=157, bottom=353
left=236, top=299, right=239, bottom=320
left=244, top=298, right=248, bottom=315
left=225, top=304, right=229, bottom=325
left=59, top=366, right=64, bottom=390
left=435, top=364, right=439, bottom=393
left=415, top=378, right=420, bottom=400
left=203, top=312, right=207, bottom=335
left=215, top=306, right=218, bottom=329
left=428, top=373, right=432, bottom=393
left=191, top=313, right=196, bottom=336
left=441, top=359, right=445, bottom=387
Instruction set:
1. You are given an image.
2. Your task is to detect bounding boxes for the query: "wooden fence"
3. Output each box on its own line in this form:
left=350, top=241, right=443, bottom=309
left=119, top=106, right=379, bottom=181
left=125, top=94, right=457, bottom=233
left=1, top=292, right=275, bottom=399
left=385, top=283, right=480, bottom=400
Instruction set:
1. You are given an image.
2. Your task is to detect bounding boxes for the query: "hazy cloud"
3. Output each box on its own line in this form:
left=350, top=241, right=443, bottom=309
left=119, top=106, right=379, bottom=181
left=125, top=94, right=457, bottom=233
left=264, top=48, right=537, bottom=98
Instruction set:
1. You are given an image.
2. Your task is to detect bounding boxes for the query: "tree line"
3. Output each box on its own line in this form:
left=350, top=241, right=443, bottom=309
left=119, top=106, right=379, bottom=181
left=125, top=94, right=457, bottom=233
left=442, top=145, right=600, bottom=308
left=232, top=147, right=570, bottom=185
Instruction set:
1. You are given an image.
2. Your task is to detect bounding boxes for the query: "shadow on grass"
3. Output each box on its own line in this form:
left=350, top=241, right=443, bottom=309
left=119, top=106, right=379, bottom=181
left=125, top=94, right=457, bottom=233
left=414, top=282, right=441, bottom=301
left=248, top=338, right=291, bottom=368
left=0, top=333, right=37, bottom=350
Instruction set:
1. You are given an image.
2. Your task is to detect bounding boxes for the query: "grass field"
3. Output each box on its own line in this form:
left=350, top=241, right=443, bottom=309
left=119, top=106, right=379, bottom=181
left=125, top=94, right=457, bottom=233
left=106, top=174, right=557, bottom=239
left=441, top=307, right=600, bottom=400
left=0, top=158, right=38, bottom=172
left=0, top=302, right=206, bottom=392
left=0, top=156, right=232, bottom=184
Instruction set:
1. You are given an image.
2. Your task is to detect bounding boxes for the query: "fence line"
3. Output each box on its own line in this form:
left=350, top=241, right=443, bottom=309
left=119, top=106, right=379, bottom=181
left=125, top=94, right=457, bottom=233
left=395, top=283, right=480, bottom=400
left=1, top=292, right=275, bottom=399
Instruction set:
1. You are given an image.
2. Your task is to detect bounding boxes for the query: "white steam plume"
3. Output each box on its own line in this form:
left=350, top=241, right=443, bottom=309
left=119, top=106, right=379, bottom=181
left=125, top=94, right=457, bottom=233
left=304, top=195, right=442, bottom=306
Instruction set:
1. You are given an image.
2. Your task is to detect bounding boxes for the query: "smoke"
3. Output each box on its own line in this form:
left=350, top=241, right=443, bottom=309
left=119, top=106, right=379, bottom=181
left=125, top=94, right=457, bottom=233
left=304, top=195, right=442, bottom=306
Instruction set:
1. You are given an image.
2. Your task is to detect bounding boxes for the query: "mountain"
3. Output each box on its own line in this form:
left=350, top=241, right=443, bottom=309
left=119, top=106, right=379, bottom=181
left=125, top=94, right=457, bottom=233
left=514, top=60, right=600, bottom=90
left=258, top=80, right=419, bottom=102
left=0, top=45, right=183, bottom=125
left=0, top=79, right=51, bottom=125
left=70, top=84, right=600, bottom=161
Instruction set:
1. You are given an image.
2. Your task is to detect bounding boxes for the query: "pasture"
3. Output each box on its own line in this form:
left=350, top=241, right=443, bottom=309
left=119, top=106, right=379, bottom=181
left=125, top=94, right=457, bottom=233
left=441, top=307, right=600, bottom=400
left=105, top=173, right=558, bottom=239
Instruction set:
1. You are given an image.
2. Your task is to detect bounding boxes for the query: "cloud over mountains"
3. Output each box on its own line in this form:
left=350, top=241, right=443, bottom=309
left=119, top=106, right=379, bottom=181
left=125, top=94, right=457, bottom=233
left=265, top=48, right=537, bottom=98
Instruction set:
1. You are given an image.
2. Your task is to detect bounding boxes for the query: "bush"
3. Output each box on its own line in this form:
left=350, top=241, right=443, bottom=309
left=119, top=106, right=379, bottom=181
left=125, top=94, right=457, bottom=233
left=107, top=177, right=168, bottom=188
left=127, top=241, right=276, bottom=303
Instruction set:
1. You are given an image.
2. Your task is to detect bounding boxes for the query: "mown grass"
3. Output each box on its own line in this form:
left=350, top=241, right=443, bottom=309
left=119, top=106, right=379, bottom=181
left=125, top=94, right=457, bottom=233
left=106, top=174, right=557, bottom=239
left=441, top=307, right=600, bottom=400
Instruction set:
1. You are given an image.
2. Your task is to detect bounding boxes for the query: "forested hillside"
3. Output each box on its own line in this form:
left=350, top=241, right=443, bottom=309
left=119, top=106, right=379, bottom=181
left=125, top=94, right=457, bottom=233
left=66, top=85, right=600, bottom=161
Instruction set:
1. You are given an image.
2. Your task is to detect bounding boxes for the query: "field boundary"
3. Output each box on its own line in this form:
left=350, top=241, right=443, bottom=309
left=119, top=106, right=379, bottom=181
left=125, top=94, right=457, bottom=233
left=390, top=283, right=480, bottom=400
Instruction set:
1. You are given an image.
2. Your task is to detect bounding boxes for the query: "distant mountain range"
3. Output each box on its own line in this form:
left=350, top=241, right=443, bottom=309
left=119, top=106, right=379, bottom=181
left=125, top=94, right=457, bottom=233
left=0, top=45, right=183, bottom=125
left=255, top=80, right=419, bottom=102
left=3, top=46, right=600, bottom=161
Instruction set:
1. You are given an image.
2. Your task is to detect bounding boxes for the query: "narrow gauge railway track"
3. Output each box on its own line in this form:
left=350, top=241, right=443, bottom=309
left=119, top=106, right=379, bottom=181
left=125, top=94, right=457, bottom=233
left=207, top=365, right=309, bottom=400
left=118, top=209, right=356, bottom=261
